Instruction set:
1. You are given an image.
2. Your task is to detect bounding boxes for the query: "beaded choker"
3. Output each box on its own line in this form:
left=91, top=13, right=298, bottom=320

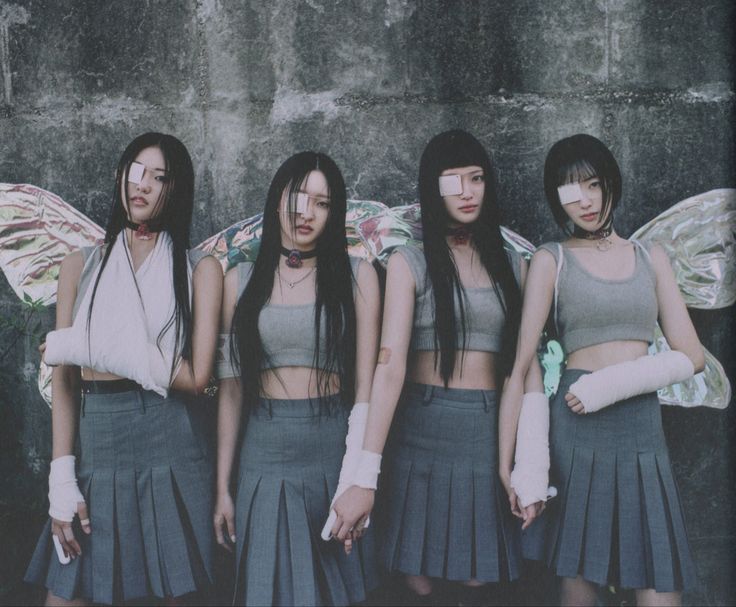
left=281, top=246, right=317, bottom=268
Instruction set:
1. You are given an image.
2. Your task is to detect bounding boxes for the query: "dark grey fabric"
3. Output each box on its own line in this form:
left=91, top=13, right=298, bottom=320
left=233, top=395, right=377, bottom=607
left=542, top=369, right=698, bottom=592
left=24, top=389, right=214, bottom=605
left=379, top=382, right=521, bottom=583
left=392, top=245, right=522, bottom=352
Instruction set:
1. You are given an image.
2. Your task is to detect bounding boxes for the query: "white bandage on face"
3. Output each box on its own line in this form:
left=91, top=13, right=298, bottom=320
left=510, top=392, right=557, bottom=508
left=439, top=174, right=463, bottom=197
left=294, top=192, right=309, bottom=214
left=128, top=161, right=145, bottom=184
left=557, top=182, right=583, bottom=205
left=48, top=455, right=85, bottom=523
left=569, top=350, right=696, bottom=414
left=321, top=402, right=374, bottom=541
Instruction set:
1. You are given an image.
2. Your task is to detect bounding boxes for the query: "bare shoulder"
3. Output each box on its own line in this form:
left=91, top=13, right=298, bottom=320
left=193, top=254, right=223, bottom=283
left=58, top=249, right=85, bottom=285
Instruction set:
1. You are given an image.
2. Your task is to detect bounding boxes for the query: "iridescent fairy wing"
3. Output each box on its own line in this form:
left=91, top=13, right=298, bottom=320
left=194, top=200, right=388, bottom=271
left=0, top=183, right=105, bottom=407
left=631, top=189, right=735, bottom=408
left=0, top=183, right=104, bottom=305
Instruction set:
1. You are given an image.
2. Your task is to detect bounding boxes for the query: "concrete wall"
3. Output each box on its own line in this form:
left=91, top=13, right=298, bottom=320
left=0, top=1, right=733, bottom=604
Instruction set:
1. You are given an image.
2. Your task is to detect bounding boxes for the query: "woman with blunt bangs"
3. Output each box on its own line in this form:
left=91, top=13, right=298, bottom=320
left=214, top=151, right=380, bottom=606
left=332, top=130, right=546, bottom=604
left=505, top=133, right=704, bottom=606
left=25, top=132, right=223, bottom=606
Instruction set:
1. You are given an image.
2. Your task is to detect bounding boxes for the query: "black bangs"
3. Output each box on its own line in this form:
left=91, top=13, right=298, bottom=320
left=424, top=129, right=490, bottom=175
left=559, top=158, right=597, bottom=186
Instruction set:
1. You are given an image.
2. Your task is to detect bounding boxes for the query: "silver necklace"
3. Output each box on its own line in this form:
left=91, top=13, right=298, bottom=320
left=278, top=266, right=315, bottom=289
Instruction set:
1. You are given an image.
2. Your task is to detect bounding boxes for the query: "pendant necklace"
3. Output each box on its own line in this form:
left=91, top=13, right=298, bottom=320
left=278, top=266, right=315, bottom=289
left=573, top=224, right=614, bottom=252
left=446, top=225, right=471, bottom=245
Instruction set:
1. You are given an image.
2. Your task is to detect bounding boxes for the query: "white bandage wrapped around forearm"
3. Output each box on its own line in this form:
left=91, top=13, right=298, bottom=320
left=569, top=351, right=695, bottom=414
left=215, top=332, right=238, bottom=379
left=48, top=455, right=85, bottom=522
left=321, top=402, right=381, bottom=540
left=510, top=392, right=556, bottom=508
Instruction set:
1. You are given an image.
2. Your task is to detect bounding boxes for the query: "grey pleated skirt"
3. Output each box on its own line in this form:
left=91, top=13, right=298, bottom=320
left=233, top=395, right=378, bottom=607
left=542, top=368, right=698, bottom=592
left=379, top=382, right=521, bottom=583
left=24, top=388, right=214, bottom=605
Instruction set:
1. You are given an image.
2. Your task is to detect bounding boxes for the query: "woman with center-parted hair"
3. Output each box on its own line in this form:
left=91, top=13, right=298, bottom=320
left=213, top=151, right=380, bottom=606
left=330, top=130, right=548, bottom=604
left=504, top=133, right=704, bottom=606
left=24, top=132, right=223, bottom=606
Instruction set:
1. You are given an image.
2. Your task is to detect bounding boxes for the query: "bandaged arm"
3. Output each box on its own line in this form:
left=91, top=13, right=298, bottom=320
left=510, top=392, right=557, bottom=508
left=569, top=350, right=695, bottom=414
left=321, top=402, right=382, bottom=540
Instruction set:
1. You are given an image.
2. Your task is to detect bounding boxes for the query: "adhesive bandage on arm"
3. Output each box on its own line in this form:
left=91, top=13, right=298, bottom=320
left=321, top=402, right=381, bottom=540
left=215, top=333, right=238, bottom=379
left=569, top=350, right=695, bottom=414
left=510, top=392, right=557, bottom=508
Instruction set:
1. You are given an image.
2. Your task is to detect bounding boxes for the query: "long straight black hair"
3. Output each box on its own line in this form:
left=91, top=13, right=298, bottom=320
left=418, top=129, right=521, bottom=387
left=231, top=151, right=356, bottom=413
left=86, top=132, right=195, bottom=378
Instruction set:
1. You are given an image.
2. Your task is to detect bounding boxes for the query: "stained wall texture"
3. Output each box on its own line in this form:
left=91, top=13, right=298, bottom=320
left=0, top=1, right=734, bottom=605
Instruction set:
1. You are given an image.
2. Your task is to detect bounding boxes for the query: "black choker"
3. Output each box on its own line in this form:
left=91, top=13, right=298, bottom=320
left=573, top=224, right=614, bottom=251
left=446, top=225, right=471, bottom=245
left=281, top=246, right=317, bottom=268
left=125, top=219, right=162, bottom=241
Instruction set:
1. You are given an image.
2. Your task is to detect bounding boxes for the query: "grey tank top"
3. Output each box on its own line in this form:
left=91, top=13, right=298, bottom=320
left=72, top=245, right=209, bottom=320
left=392, top=245, right=522, bottom=353
left=235, top=256, right=363, bottom=370
left=539, top=240, right=658, bottom=354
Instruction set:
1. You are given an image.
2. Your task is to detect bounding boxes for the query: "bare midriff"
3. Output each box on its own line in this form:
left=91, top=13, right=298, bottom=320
left=260, top=366, right=341, bottom=399
left=407, top=350, right=497, bottom=390
left=566, top=339, right=650, bottom=372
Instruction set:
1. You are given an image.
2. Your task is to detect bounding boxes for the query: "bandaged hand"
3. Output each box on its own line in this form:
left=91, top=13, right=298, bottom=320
left=49, top=455, right=90, bottom=563
left=510, top=392, right=557, bottom=509
left=568, top=351, right=695, bottom=415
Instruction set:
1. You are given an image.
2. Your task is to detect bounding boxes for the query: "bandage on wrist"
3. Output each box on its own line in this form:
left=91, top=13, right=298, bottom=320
left=569, top=351, right=695, bottom=414
left=510, top=392, right=555, bottom=508
left=48, top=455, right=84, bottom=523
left=352, top=450, right=381, bottom=490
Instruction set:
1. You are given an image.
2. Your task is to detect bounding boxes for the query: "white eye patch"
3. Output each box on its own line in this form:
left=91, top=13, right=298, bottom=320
left=295, top=192, right=309, bottom=214
left=128, top=162, right=145, bottom=184
left=557, top=182, right=583, bottom=205
left=439, top=174, right=463, bottom=197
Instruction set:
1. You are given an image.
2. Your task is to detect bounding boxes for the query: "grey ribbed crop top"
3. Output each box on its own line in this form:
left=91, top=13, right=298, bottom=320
left=539, top=241, right=658, bottom=354
left=226, top=256, right=363, bottom=372
left=392, top=245, right=522, bottom=353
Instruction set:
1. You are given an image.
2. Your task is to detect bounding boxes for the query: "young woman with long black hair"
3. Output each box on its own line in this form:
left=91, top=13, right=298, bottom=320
left=503, top=133, right=704, bottom=606
left=331, top=130, right=546, bottom=603
left=24, top=132, right=223, bottom=605
left=213, top=151, right=380, bottom=606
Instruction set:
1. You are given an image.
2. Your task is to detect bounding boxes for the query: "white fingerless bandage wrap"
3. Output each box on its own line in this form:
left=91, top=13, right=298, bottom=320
left=321, top=403, right=382, bottom=540
left=48, top=455, right=85, bottom=523
left=569, top=351, right=695, bottom=414
left=510, top=392, right=556, bottom=508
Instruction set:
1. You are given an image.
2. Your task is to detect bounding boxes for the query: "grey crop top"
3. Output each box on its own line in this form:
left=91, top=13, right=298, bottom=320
left=72, top=245, right=208, bottom=320
left=392, top=245, right=522, bottom=353
left=222, top=256, right=363, bottom=374
left=539, top=241, right=658, bottom=354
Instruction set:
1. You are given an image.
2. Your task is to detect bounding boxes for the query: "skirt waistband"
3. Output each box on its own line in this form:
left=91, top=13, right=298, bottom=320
left=81, top=388, right=169, bottom=414
left=80, top=379, right=142, bottom=394
left=252, top=393, right=344, bottom=418
left=402, top=382, right=497, bottom=410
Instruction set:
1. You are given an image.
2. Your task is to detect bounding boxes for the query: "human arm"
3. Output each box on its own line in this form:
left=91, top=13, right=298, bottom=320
left=329, top=252, right=416, bottom=541
left=50, top=252, right=90, bottom=559
left=499, top=250, right=556, bottom=524
left=213, top=267, right=242, bottom=552
left=171, top=255, right=223, bottom=394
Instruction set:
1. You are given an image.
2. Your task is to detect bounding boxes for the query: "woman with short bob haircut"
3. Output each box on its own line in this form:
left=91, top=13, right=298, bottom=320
left=504, top=133, right=704, bottom=606
left=332, top=130, right=546, bottom=604
left=214, top=151, right=380, bottom=606
left=25, top=132, right=223, bottom=606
